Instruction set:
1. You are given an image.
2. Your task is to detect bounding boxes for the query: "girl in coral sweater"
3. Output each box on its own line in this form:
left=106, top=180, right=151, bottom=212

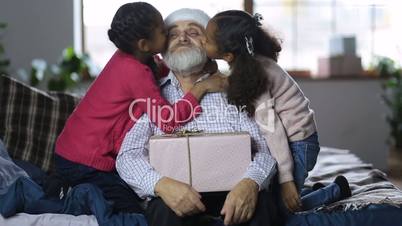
left=54, top=2, right=226, bottom=214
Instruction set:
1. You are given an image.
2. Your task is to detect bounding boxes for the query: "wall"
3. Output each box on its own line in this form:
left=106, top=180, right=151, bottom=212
left=297, top=78, right=389, bottom=170
left=0, top=0, right=74, bottom=74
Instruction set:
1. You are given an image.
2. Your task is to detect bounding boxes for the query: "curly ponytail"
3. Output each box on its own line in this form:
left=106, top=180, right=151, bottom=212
left=228, top=53, right=268, bottom=115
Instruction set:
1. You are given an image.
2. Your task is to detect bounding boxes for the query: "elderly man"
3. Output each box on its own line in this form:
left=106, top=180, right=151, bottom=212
left=116, top=8, right=277, bottom=226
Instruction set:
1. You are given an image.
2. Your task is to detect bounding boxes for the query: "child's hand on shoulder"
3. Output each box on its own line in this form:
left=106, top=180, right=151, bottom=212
left=153, top=55, right=169, bottom=79
left=281, top=181, right=301, bottom=213
left=201, top=58, right=218, bottom=75
left=200, top=71, right=228, bottom=93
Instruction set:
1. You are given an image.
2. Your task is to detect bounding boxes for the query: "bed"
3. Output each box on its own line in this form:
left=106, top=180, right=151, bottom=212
left=1, top=147, right=402, bottom=226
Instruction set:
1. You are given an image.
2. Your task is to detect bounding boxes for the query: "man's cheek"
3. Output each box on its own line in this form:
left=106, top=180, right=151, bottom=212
left=167, top=41, right=179, bottom=51
left=189, top=37, right=203, bottom=47
left=199, top=36, right=207, bottom=45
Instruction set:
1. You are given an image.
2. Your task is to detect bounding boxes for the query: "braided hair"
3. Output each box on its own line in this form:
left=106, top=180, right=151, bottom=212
left=108, top=2, right=160, bottom=55
left=212, top=10, right=282, bottom=115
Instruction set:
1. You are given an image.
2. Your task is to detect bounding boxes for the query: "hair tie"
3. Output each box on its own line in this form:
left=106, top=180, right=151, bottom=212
left=253, top=13, right=263, bottom=26
left=245, top=36, right=255, bottom=56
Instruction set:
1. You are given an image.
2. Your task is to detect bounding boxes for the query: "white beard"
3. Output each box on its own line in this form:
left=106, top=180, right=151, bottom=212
left=163, top=46, right=207, bottom=75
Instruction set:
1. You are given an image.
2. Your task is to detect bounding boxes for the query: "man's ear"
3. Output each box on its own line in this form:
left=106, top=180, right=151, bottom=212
left=222, top=52, right=234, bottom=63
left=137, top=39, right=151, bottom=52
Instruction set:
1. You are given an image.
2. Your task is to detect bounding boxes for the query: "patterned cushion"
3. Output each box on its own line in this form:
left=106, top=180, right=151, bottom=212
left=0, top=74, right=80, bottom=173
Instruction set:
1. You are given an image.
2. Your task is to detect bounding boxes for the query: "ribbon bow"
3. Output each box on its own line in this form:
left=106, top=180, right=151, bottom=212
left=163, top=129, right=204, bottom=137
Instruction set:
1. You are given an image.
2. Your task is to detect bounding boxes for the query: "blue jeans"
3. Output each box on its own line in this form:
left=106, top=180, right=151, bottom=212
left=300, top=182, right=342, bottom=210
left=289, top=132, right=320, bottom=193
left=286, top=204, right=402, bottom=226
left=0, top=139, right=29, bottom=195
left=288, top=133, right=343, bottom=211
left=0, top=177, right=147, bottom=226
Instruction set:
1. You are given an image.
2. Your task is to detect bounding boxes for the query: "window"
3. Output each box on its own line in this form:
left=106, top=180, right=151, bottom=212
left=254, top=0, right=402, bottom=74
left=82, top=0, right=402, bottom=75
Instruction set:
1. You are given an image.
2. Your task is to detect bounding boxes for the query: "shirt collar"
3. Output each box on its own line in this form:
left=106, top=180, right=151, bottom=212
left=158, top=71, right=211, bottom=88
left=158, top=70, right=179, bottom=88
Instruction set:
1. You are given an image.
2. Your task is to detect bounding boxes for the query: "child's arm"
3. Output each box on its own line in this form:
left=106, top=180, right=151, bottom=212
left=255, top=95, right=295, bottom=183
left=264, top=109, right=301, bottom=212
left=129, top=68, right=226, bottom=133
left=255, top=94, right=300, bottom=212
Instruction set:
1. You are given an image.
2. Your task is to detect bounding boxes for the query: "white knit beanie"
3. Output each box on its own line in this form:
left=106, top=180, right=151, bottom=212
left=164, top=8, right=211, bottom=29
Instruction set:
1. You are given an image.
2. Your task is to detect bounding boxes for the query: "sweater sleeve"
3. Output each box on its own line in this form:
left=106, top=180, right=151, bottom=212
left=128, top=67, right=202, bottom=134
left=255, top=92, right=295, bottom=184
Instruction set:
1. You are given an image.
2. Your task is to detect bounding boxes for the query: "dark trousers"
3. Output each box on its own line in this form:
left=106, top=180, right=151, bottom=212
left=145, top=190, right=278, bottom=226
left=54, top=154, right=143, bottom=214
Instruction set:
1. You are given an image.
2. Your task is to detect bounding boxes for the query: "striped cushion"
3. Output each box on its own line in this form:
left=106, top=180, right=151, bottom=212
left=0, top=74, right=80, bottom=173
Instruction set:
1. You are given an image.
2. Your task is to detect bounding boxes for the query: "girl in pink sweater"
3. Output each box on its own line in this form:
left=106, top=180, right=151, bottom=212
left=54, top=2, right=226, bottom=214
left=203, top=10, right=351, bottom=218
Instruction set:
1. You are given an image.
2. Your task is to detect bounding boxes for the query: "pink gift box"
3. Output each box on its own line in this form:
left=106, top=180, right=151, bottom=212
left=317, top=55, right=363, bottom=77
left=149, top=132, right=251, bottom=192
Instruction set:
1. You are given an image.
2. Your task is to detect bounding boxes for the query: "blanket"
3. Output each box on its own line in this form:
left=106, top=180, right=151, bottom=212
left=305, top=147, right=402, bottom=212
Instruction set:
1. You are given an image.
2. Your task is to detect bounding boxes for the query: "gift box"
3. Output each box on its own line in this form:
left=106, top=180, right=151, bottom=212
left=149, top=131, right=251, bottom=192
left=317, top=55, right=363, bottom=77
left=330, top=36, right=357, bottom=56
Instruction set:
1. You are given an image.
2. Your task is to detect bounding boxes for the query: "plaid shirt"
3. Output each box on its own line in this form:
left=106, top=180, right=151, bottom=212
left=116, top=72, right=277, bottom=199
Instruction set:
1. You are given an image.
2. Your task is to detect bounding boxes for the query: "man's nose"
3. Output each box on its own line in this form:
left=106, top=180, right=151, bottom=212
left=178, top=32, right=190, bottom=43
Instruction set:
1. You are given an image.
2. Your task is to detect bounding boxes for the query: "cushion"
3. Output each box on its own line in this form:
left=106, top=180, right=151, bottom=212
left=0, top=74, right=80, bottom=173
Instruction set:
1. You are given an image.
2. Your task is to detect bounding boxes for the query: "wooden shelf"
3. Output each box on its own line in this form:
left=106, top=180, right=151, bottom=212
left=292, top=75, right=385, bottom=81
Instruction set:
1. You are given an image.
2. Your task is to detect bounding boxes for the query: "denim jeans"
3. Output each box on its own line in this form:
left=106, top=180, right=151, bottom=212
left=0, top=177, right=148, bottom=226
left=286, top=204, right=402, bottom=226
left=300, top=182, right=341, bottom=210
left=289, top=132, right=320, bottom=193
left=288, top=133, right=343, bottom=211
left=273, top=132, right=344, bottom=216
left=0, top=139, right=29, bottom=195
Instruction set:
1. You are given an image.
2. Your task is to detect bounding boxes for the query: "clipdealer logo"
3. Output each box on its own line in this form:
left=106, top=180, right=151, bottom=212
left=255, top=98, right=275, bottom=132
left=128, top=97, right=276, bottom=132
left=128, top=97, right=196, bottom=124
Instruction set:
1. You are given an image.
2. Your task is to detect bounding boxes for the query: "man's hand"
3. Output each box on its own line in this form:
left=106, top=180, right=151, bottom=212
left=281, top=181, right=301, bottom=212
left=154, top=177, right=206, bottom=217
left=220, top=178, right=259, bottom=225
